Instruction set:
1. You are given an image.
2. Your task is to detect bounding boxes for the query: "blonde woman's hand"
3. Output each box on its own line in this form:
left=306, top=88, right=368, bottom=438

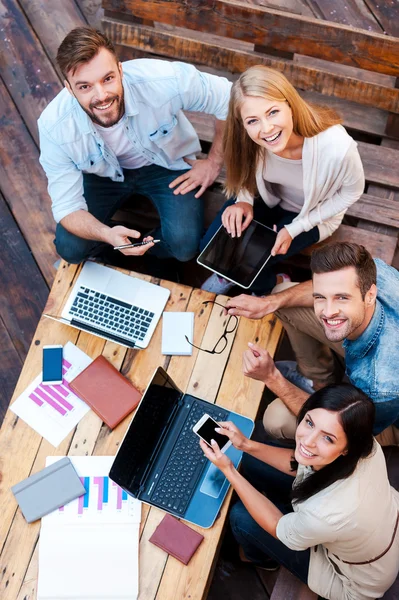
left=271, top=227, right=292, bottom=256
left=221, top=202, right=253, bottom=238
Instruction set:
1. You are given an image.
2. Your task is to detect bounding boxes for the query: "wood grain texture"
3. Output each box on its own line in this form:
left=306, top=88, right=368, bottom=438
left=346, top=194, right=399, bottom=229
left=76, top=0, right=105, bottom=28
left=102, top=0, right=399, bottom=75
left=0, top=79, right=57, bottom=285
left=0, top=194, right=49, bottom=362
left=18, top=0, right=87, bottom=71
left=363, top=0, right=399, bottom=37
left=302, top=224, right=397, bottom=264
left=102, top=20, right=399, bottom=113
left=0, top=0, right=61, bottom=145
left=243, top=0, right=314, bottom=17
left=357, top=141, right=399, bottom=188
left=270, top=567, right=317, bottom=599
left=0, top=319, right=23, bottom=426
left=305, top=0, right=381, bottom=31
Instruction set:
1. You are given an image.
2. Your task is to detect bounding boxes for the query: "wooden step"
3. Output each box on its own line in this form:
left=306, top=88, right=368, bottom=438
left=302, top=224, right=397, bottom=265
left=270, top=567, right=318, bottom=600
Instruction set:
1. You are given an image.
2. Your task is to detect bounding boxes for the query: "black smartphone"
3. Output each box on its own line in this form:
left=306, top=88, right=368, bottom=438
left=193, top=414, right=231, bottom=452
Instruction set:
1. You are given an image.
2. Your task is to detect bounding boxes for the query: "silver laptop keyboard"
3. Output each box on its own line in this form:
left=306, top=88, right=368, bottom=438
left=69, top=286, right=155, bottom=343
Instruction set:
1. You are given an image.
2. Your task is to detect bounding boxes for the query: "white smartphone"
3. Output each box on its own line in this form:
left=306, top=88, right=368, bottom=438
left=42, top=345, right=63, bottom=385
left=193, top=414, right=232, bottom=453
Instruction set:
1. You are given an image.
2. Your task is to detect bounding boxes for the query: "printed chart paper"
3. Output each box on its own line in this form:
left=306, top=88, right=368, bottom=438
left=10, top=342, right=92, bottom=446
left=38, top=456, right=141, bottom=600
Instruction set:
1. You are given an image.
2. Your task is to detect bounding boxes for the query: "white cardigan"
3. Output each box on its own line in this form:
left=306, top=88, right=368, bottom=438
left=237, top=125, right=365, bottom=241
left=277, top=442, right=399, bottom=600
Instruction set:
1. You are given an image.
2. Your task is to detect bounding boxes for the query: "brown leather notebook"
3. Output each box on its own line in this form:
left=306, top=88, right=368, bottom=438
left=149, top=514, right=204, bottom=565
left=69, top=355, right=142, bottom=429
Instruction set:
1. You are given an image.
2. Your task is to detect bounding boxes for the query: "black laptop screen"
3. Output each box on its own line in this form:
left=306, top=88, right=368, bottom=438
left=109, top=368, right=181, bottom=496
left=198, top=220, right=277, bottom=288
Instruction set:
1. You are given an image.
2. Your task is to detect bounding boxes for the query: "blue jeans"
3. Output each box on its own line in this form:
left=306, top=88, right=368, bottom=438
left=200, top=199, right=320, bottom=294
left=55, top=165, right=204, bottom=263
left=229, top=452, right=311, bottom=584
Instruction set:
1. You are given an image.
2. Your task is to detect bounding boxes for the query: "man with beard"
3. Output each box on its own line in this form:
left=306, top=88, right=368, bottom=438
left=38, top=27, right=231, bottom=263
left=224, top=242, right=399, bottom=444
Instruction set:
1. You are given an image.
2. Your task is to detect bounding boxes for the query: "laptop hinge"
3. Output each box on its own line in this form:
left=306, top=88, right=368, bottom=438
left=136, top=397, right=186, bottom=492
left=70, top=319, right=136, bottom=347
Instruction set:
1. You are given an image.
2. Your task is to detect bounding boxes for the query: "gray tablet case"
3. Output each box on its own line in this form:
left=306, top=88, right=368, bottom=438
left=11, top=457, right=85, bottom=523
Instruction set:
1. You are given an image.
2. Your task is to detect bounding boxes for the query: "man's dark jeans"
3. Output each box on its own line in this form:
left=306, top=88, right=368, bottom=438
left=55, top=165, right=204, bottom=263
left=200, top=199, right=320, bottom=294
left=229, top=451, right=311, bottom=585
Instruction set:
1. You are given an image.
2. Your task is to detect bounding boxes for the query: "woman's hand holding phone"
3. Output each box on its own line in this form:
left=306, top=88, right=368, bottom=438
left=222, top=202, right=253, bottom=238
left=215, top=421, right=250, bottom=452
left=200, top=439, right=233, bottom=474
left=199, top=421, right=250, bottom=474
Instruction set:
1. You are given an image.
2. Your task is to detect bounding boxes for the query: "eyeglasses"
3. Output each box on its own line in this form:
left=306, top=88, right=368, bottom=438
left=185, top=301, right=238, bottom=354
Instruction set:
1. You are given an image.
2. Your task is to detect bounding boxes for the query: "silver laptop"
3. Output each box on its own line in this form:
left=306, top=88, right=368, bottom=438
left=45, top=262, right=170, bottom=349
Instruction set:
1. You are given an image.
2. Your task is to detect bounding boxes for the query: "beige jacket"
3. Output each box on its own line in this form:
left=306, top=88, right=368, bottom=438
left=237, top=125, right=365, bottom=242
left=277, top=441, right=399, bottom=600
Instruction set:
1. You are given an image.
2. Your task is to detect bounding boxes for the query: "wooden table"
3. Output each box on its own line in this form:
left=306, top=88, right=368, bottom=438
left=0, top=261, right=282, bottom=600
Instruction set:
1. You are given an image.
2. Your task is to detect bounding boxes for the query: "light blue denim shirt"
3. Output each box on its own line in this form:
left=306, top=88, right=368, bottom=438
left=38, top=59, right=232, bottom=223
left=343, top=258, right=399, bottom=434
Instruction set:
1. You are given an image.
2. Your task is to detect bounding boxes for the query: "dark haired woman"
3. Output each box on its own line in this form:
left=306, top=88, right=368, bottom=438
left=200, top=385, right=399, bottom=600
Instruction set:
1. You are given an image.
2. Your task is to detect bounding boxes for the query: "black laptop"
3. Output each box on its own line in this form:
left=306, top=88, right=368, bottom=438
left=109, top=367, right=254, bottom=528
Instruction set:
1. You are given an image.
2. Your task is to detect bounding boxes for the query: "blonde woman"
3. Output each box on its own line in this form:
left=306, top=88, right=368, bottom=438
left=201, top=65, right=364, bottom=294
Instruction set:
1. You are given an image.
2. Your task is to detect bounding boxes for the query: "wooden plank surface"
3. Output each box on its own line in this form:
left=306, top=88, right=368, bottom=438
left=102, top=0, right=399, bottom=76
left=346, top=194, right=399, bottom=229
left=0, top=0, right=61, bottom=145
left=363, top=0, right=399, bottom=37
left=0, top=320, right=23, bottom=426
left=76, top=0, right=105, bottom=28
left=0, top=78, right=57, bottom=286
left=357, top=141, right=399, bottom=188
left=0, top=190, right=48, bottom=422
left=244, top=0, right=314, bottom=17
left=270, top=567, right=317, bottom=600
left=103, top=20, right=399, bottom=113
left=305, top=0, right=381, bottom=31
left=302, top=224, right=397, bottom=265
left=18, top=0, right=87, bottom=71
left=0, top=262, right=283, bottom=599
left=0, top=194, right=49, bottom=360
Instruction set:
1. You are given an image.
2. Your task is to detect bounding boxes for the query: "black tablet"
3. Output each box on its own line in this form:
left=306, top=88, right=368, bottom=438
left=197, top=220, right=277, bottom=289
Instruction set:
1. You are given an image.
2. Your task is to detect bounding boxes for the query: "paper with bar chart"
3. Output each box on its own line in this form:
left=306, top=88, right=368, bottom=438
left=38, top=456, right=141, bottom=600
left=10, top=342, right=92, bottom=446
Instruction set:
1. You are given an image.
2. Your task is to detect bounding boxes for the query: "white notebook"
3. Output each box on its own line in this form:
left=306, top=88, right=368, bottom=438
left=38, top=456, right=141, bottom=600
left=161, top=312, right=194, bottom=356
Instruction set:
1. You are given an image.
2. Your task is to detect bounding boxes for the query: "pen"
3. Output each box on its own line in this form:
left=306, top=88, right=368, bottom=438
left=114, top=239, right=161, bottom=250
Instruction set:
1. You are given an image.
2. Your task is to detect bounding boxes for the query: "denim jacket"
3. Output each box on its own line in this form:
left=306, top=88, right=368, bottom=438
left=38, top=59, right=232, bottom=223
left=343, top=259, right=399, bottom=433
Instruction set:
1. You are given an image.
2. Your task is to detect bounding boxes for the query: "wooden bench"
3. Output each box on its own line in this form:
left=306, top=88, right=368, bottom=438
left=0, top=261, right=283, bottom=600
left=102, top=0, right=399, bottom=266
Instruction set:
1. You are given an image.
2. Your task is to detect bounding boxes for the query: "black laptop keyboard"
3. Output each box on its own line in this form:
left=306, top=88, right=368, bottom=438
left=69, top=286, right=155, bottom=343
left=151, top=402, right=229, bottom=516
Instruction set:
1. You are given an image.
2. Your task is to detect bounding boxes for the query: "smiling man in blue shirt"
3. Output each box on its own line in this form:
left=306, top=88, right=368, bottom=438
left=224, top=242, right=399, bottom=444
left=38, top=27, right=232, bottom=263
